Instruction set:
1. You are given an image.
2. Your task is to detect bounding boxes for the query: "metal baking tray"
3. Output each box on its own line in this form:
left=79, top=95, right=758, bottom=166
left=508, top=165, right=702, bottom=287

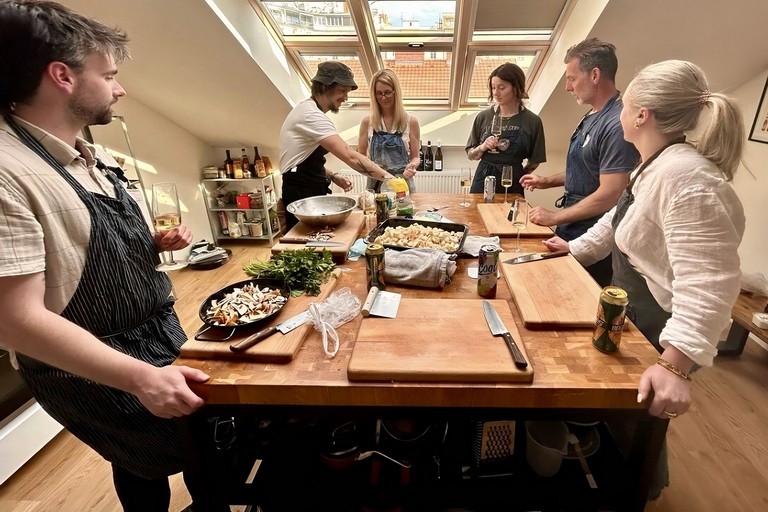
left=363, top=218, right=469, bottom=255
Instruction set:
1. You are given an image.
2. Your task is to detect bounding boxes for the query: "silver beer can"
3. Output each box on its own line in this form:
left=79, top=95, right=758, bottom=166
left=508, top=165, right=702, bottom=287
left=483, top=176, right=496, bottom=203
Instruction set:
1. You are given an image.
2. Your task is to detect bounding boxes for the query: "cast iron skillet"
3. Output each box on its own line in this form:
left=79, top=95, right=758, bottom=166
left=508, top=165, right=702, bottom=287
left=195, top=278, right=289, bottom=341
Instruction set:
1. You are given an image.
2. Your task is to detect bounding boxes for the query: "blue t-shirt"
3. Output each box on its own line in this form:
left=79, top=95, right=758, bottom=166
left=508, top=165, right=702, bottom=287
left=564, top=94, right=638, bottom=198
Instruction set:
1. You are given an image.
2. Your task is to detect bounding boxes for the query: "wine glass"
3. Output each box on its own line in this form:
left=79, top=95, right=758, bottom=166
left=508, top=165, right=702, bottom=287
left=509, top=198, right=528, bottom=252
left=152, top=182, right=188, bottom=271
left=459, top=167, right=472, bottom=207
left=501, top=165, right=513, bottom=203
left=489, top=114, right=502, bottom=153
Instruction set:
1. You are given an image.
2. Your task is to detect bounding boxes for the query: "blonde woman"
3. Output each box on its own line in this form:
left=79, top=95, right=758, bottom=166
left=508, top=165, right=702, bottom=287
left=544, top=60, right=745, bottom=499
left=358, top=69, right=421, bottom=192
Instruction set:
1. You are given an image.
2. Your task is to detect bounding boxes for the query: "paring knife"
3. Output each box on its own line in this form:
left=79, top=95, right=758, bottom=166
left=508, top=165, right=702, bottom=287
left=230, top=310, right=310, bottom=352
left=481, top=300, right=528, bottom=368
left=503, top=250, right=569, bottom=265
left=279, top=237, right=345, bottom=247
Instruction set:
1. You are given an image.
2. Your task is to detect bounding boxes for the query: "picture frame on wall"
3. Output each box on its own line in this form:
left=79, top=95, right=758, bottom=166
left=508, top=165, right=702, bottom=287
left=748, top=76, right=768, bottom=144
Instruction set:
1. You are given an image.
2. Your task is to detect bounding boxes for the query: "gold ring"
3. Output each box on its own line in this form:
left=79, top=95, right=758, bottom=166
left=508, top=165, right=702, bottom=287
left=663, top=410, right=678, bottom=419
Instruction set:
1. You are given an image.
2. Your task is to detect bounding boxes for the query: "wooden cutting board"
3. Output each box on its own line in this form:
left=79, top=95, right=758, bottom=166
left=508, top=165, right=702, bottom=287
left=499, top=251, right=602, bottom=328
left=271, top=211, right=364, bottom=261
left=179, top=269, right=342, bottom=363
left=477, top=203, right=554, bottom=237
left=348, top=299, right=534, bottom=383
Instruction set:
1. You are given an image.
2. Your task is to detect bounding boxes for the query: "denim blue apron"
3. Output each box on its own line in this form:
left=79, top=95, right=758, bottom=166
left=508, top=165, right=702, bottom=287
left=7, top=117, right=188, bottom=479
left=366, top=124, right=414, bottom=193
left=555, top=94, right=623, bottom=241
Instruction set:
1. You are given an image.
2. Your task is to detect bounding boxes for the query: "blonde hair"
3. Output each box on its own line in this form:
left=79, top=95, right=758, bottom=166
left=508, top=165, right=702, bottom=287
left=625, top=60, right=744, bottom=180
left=368, top=69, right=408, bottom=133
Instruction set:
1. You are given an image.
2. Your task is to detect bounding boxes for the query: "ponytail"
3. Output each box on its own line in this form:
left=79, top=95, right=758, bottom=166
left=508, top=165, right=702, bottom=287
left=696, top=93, right=744, bottom=180
left=626, top=60, right=744, bottom=180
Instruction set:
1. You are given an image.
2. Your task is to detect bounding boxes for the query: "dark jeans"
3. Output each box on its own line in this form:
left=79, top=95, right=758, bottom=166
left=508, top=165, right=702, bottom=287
left=112, top=464, right=230, bottom=512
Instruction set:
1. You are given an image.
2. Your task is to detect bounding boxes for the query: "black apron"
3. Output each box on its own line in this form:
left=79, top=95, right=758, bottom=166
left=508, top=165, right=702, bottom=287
left=7, top=117, right=188, bottom=479
left=470, top=105, right=530, bottom=195
left=282, top=100, right=334, bottom=230
left=610, top=140, right=685, bottom=351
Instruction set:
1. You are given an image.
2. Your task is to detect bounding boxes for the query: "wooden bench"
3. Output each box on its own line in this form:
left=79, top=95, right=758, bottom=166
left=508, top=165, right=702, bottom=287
left=718, top=292, right=768, bottom=355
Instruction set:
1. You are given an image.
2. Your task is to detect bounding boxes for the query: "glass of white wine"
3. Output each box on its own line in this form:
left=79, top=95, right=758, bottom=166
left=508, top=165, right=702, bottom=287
left=489, top=114, right=502, bottom=153
left=501, top=165, right=513, bottom=203
left=459, top=167, right=472, bottom=207
left=510, top=198, right=528, bottom=252
left=152, top=182, right=188, bottom=272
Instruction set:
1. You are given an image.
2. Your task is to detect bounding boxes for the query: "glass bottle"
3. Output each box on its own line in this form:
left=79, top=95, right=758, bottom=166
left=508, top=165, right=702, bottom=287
left=423, top=141, right=433, bottom=172
left=224, top=150, right=234, bottom=179
left=254, top=146, right=267, bottom=177
left=434, top=142, right=443, bottom=171
left=417, top=140, right=424, bottom=171
left=240, top=149, right=250, bottom=178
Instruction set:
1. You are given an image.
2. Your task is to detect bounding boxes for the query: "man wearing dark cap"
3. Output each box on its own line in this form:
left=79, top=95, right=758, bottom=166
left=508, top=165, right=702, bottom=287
left=279, top=60, right=393, bottom=230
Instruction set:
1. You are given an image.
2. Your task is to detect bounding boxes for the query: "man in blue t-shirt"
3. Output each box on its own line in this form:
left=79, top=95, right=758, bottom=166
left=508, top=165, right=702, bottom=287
left=520, top=39, right=639, bottom=286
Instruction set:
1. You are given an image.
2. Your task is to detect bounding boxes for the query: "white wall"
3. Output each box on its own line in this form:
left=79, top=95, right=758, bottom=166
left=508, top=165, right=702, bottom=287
left=731, top=70, right=768, bottom=291
left=89, top=96, right=217, bottom=254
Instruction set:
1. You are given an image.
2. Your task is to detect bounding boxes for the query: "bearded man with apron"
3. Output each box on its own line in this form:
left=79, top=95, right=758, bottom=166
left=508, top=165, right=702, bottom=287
left=0, top=4, right=223, bottom=510
left=279, top=61, right=393, bottom=231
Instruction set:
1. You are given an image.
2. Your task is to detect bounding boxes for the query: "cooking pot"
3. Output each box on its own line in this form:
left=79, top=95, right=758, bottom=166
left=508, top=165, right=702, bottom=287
left=194, top=278, right=289, bottom=341
left=318, top=421, right=361, bottom=472
left=381, top=419, right=432, bottom=446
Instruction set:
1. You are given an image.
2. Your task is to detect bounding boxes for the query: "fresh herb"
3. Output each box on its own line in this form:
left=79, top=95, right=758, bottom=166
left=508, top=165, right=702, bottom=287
left=243, top=248, right=337, bottom=297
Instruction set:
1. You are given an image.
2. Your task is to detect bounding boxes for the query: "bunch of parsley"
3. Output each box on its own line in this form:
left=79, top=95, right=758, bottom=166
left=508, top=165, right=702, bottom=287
left=243, top=248, right=337, bottom=297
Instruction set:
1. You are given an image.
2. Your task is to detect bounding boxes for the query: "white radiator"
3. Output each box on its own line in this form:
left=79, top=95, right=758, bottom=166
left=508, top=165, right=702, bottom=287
left=334, top=171, right=461, bottom=194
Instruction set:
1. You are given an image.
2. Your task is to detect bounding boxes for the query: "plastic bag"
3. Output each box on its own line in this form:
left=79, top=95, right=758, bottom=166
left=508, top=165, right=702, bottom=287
left=307, top=287, right=361, bottom=358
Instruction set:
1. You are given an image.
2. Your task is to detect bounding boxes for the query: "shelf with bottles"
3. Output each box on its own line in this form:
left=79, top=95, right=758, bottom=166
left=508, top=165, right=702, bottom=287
left=201, top=172, right=281, bottom=245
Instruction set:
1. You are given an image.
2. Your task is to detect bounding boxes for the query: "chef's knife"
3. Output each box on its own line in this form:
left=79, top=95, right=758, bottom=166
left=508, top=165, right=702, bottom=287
left=230, top=310, right=309, bottom=352
left=482, top=300, right=528, bottom=368
left=279, top=237, right=345, bottom=247
left=503, top=250, right=569, bottom=265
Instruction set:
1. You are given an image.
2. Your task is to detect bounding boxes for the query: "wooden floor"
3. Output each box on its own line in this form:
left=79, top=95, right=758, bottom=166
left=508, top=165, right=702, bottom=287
left=1, top=339, right=767, bottom=511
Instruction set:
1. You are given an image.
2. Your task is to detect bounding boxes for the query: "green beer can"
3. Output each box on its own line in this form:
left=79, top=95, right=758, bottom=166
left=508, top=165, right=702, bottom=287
left=592, top=286, right=629, bottom=353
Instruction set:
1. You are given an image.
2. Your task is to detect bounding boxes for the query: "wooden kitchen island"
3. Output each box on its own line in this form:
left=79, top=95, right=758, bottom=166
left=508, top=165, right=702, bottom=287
left=171, top=194, right=665, bottom=512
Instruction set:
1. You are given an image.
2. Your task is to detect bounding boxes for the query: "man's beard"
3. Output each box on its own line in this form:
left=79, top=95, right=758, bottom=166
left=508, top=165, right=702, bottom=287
left=69, top=97, right=114, bottom=126
left=329, top=105, right=340, bottom=114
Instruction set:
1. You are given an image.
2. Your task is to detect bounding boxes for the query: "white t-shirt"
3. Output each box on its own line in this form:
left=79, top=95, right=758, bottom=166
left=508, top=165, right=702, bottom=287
left=278, top=99, right=338, bottom=172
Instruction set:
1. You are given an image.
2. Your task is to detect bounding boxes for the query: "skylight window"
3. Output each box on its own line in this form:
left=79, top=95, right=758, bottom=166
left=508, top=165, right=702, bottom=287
left=251, top=0, right=569, bottom=107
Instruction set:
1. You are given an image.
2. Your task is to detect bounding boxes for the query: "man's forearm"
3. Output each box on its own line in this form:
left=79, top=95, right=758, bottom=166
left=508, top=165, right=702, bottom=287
left=546, top=172, right=565, bottom=187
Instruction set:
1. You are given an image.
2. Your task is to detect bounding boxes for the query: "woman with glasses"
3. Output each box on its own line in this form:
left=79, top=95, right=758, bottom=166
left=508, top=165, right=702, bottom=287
left=466, top=62, right=547, bottom=196
left=358, top=69, right=421, bottom=192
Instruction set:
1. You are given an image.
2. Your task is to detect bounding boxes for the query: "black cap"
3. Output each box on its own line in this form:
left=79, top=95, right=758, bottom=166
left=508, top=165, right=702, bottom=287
left=311, top=61, right=358, bottom=90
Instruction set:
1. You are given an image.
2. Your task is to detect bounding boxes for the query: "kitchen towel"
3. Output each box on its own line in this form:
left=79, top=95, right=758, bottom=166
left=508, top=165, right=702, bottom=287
left=384, top=248, right=457, bottom=288
left=461, top=235, right=501, bottom=257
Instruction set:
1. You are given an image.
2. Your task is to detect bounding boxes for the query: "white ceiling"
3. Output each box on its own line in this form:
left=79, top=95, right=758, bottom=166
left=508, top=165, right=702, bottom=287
left=61, top=0, right=768, bottom=153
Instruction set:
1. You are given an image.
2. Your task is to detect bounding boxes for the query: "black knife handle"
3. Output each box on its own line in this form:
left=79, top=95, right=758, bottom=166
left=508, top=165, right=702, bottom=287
left=502, top=332, right=528, bottom=368
left=230, top=326, right=277, bottom=352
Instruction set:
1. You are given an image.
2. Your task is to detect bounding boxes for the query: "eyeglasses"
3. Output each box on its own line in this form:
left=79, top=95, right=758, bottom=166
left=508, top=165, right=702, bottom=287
left=375, top=91, right=394, bottom=99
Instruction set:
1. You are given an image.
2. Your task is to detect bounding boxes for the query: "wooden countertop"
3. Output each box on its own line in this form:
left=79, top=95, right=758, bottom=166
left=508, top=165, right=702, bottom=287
left=172, top=193, right=659, bottom=411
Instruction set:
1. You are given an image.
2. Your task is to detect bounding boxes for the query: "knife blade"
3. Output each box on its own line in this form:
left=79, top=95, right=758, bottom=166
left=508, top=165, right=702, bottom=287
left=482, top=300, right=528, bottom=368
left=230, top=310, right=310, bottom=352
left=503, top=250, right=569, bottom=265
left=279, top=237, right=345, bottom=247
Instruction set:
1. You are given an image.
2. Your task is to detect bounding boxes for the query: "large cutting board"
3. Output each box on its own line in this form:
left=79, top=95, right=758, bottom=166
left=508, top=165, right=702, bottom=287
left=348, top=299, right=534, bottom=383
left=500, top=251, right=602, bottom=328
left=477, top=203, right=554, bottom=237
left=271, top=211, right=364, bottom=261
left=179, top=269, right=342, bottom=363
